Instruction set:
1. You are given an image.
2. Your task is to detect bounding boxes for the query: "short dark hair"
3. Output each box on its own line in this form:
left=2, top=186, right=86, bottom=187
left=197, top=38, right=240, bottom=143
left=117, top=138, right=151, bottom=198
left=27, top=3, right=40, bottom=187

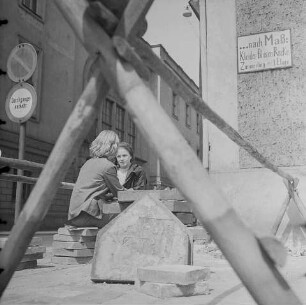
left=117, top=142, right=134, bottom=161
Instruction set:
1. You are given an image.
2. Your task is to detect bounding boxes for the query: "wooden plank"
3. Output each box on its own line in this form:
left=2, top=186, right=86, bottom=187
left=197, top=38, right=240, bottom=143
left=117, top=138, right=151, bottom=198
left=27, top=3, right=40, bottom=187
left=0, top=157, right=44, bottom=172
left=118, top=189, right=184, bottom=202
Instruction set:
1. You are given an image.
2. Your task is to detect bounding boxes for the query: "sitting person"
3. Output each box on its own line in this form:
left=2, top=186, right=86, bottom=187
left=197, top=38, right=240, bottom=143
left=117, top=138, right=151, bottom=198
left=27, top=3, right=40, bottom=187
left=116, top=142, right=147, bottom=190
left=66, top=130, right=124, bottom=228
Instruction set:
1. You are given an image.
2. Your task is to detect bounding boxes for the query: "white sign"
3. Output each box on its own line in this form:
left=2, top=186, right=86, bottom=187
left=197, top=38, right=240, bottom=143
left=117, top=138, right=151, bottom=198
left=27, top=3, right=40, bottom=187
left=238, top=30, right=292, bottom=73
left=5, top=82, right=37, bottom=123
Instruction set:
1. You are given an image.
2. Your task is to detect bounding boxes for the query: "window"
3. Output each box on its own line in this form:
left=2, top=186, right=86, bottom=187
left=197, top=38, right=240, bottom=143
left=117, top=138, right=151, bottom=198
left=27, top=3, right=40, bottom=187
left=21, top=0, right=45, bottom=19
left=185, top=103, right=191, bottom=127
left=196, top=113, right=201, bottom=134
left=102, top=99, right=113, bottom=130
left=127, top=115, right=136, bottom=150
left=19, top=37, right=43, bottom=122
left=115, top=105, right=125, bottom=141
left=172, top=92, right=179, bottom=120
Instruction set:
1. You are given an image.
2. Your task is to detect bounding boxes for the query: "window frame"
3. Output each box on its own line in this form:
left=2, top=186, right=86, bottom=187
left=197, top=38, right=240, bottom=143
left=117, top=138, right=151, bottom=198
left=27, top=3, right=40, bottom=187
left=115, top=104, right=125, bottom=141
left=185, top=103, right=191, bottom=128
left=20, top=0, right=46, bottom=21
left=172, top=92, right=179, bottom=120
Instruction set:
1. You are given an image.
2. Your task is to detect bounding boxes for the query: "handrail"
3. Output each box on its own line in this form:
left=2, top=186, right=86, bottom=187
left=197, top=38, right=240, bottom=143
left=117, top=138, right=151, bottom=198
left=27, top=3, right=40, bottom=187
left=0, top=157, right=44, bottom=172
left=0, top=173, right=74, bottom=190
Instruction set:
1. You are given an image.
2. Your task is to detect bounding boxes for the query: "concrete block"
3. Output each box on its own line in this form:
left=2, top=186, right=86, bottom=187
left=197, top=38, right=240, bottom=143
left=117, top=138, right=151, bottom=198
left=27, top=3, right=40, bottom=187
left=102, top=202, right=131, bottom=214
left=162, top=200, right=192, bottom=213
left=58, top=227, right=98, bottom=237
left=174, top=213, right=196, bottom=225
left=136, top=280, right=210, bottom=298
left=51, top=256, right=92, bottom=265
left=53, top=234, right=96, bottom=243
left=25, top=246, right=46, bottom=255
left=91, top=195, right=193, bottom=282
left=21, top=253, right=44, bottom=262
left=16, top=260, right=37, bottom=271
left=118, top=189, right=184, bottom=203
left=137, top=265, right=210, bottom=285
left=52, top=248, right=94, bottom=257
left=52, top=240, right=95, bottom=250
left=188, top=226, right=209, bottom=241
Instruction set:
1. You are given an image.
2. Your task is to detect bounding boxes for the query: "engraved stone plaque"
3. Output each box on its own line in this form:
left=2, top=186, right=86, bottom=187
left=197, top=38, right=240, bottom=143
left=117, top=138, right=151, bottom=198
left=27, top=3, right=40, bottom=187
left=91, top=195, right=193, bottom=282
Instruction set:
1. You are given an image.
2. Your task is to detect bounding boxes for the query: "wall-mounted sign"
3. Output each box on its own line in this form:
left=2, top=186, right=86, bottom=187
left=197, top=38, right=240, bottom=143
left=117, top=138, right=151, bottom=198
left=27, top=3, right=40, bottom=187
left=5, top=82, right=37, bottom=123
left=7, top=43, right=37, bottom=82
left=237, top=30, right=292, bottom=73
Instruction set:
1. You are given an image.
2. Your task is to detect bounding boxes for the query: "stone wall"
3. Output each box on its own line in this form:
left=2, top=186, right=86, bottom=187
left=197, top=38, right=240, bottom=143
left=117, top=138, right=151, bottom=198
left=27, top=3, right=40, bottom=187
left=237, top=0, right=306, bottom=168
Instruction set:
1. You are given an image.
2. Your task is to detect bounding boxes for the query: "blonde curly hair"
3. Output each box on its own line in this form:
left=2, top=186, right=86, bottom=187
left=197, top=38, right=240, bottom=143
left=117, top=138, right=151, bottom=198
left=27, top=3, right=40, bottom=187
left=89, top=130, right=119, bottom=158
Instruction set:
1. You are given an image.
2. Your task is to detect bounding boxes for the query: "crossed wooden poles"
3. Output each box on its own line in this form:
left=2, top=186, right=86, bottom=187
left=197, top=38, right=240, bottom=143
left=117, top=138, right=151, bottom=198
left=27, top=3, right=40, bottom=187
left=0, top=1, right=303, bottom=304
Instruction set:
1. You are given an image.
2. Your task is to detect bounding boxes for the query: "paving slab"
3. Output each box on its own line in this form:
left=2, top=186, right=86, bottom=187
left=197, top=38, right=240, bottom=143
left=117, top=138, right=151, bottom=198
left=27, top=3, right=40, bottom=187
left=91, top=195, right=193, bottom=282
left=53, top=248, right=94, bottom=257
left=136, top=280, right=210, bottom=298
left=137, top=265, right=210, bottom=285
left=53, top=233, right=96, bottom=242
left=58, top=227, right=98, bottom=237
left=52, top=240, right=95, bottom=249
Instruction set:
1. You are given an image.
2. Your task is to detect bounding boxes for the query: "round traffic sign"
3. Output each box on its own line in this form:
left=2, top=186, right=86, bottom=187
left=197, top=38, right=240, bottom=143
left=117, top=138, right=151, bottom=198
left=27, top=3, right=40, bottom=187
left=6, top=43, right=37, bottom=83
left=5, top=82, right=37, bottom=123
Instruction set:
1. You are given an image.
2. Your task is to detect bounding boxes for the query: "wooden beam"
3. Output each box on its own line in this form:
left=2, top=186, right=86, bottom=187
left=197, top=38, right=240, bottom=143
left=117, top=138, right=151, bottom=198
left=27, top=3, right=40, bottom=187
left=0, top=157, right=44, bottom=172
left=0, top=173, right=74, bottom=190
left=50, top=1, right=302, bottom=304
left=132, top=37, right=296, bottom=183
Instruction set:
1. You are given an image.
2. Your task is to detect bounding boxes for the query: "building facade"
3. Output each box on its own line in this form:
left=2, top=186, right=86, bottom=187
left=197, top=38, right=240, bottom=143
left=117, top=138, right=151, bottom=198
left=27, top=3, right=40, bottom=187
left=0, top=1, right=200, bottom=231
left=195, top=0, right=306, bottom=236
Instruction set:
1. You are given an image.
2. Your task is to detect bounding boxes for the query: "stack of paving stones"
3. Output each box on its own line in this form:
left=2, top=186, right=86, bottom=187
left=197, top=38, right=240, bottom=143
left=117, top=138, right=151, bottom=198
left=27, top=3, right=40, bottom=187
left=51, top=227, right=97, bottom=265
left=136, top=265, right=210, bottom=298
left=0, top=236, right=46, bottom=270
left=117, top=189, right=197, bottom=226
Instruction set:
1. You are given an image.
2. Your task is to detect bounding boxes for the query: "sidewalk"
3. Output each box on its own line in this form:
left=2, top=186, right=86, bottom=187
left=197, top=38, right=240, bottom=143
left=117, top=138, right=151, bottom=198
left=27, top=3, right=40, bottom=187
left=1, top=244, right=306, bottom=305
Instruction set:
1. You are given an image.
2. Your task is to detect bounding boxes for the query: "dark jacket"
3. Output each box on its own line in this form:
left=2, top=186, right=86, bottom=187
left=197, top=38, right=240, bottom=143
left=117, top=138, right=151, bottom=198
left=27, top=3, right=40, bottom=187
left=68, top=157, right=124, bottom=220
left=121, top=163, right=147, bottom=190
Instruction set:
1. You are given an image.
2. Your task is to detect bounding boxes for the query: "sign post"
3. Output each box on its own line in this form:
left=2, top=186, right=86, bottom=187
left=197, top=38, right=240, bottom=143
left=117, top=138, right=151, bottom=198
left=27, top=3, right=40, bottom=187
left=5, top=43, right=37, bottom=222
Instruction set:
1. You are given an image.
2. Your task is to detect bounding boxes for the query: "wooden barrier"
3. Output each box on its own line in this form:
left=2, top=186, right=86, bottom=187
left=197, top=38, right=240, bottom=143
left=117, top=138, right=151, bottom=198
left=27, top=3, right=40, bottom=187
left=0, top=1, right=302, bottom=304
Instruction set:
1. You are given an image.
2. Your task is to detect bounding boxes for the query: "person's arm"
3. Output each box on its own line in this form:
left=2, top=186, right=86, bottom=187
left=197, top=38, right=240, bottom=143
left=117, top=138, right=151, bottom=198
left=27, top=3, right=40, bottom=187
left=133, top=168, right=147, bottom=190
left=103, top=166, right=124, bottom=197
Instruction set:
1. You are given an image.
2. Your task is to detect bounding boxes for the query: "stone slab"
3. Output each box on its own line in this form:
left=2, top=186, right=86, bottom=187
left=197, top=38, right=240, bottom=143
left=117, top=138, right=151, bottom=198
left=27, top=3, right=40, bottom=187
left=102, top=202, right=132, bottom=214
left=118, top=189, right=184, bottom=203
left=188, top=226, right=209, bottom=241
left=91, top=195, right=193, bottom=283
left=0, top=236, right=42, bottom=248
left=16, top=260, right=37, bottom=271
left=137, top=265, right=210, bottom=285
left=58, top=227, right=98, bottom=237
left=21, top=253, right=44, bottom=262
left=25, top=246, right=46, bottom=255
left=136, top=280, right=210, bottom=298
left=51, top=256, right=92, bottom=265
left=53, top=233, right=96, bottom=243
left=52, top=240, right=95, bottom=250
left=52, top=248, right=94, bottom=257
left=162, top=200, right=192, bottom=213
left=174, top=213, right=196, bottom=225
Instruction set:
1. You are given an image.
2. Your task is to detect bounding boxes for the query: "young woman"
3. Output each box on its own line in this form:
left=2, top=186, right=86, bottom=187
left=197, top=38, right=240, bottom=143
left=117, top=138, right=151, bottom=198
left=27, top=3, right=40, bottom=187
left=66, top=130, right=124, bottom=228
left=116, top=142, right=147, bottom=190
